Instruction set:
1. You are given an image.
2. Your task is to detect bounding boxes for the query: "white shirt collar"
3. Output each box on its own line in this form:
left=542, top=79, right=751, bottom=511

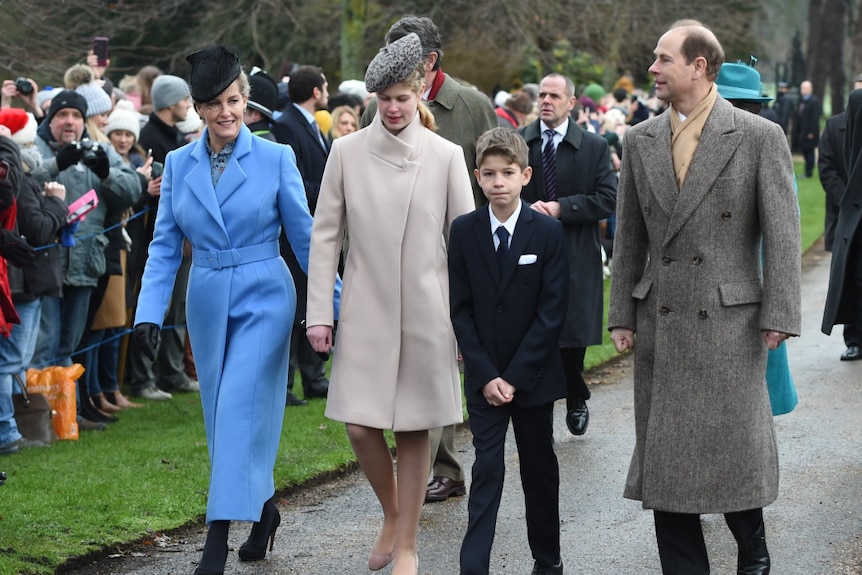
left=489, top=201, right=522, bottom=247
left=293, top=103, right=316, bottom=125
left=540, top=120, right=568, bottom=142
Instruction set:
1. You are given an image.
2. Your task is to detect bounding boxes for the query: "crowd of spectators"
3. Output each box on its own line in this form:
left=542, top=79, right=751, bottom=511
left=0, top=45, right=656, bottom=453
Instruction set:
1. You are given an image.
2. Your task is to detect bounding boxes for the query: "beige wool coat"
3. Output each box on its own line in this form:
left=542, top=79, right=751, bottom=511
left=306, top=112, right=475, bottom=431
left=608, top=97, right=802, bottom=514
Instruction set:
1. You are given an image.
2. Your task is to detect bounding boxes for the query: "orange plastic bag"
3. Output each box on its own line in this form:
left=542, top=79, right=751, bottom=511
left=25, top=365, right=84, bottom=440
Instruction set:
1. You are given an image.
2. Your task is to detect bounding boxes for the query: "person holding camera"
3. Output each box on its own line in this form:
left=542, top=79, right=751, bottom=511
left=1, top=77, right=45, bottom=122
left=75, top=101, right=154, bottom=416
left=28, top=90, right=139, bottom=429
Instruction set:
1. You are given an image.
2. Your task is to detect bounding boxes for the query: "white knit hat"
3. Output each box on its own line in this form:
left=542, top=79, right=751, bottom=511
left=176, top=106, right=202, bottom=134
left=75, top=81, right=113, bottom=117
left=105, top=100, right=141, bottom=140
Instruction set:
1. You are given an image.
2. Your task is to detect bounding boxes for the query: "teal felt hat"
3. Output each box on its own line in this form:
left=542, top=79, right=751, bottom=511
left=716, top=63, right=772, bottom=103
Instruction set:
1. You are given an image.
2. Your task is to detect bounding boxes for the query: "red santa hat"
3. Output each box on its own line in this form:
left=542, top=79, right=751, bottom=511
left=0, top=108, right=38, bottom=146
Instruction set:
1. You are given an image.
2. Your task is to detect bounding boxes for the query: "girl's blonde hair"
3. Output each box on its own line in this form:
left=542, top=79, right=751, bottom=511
left=399, top=62, right=436, bottom=131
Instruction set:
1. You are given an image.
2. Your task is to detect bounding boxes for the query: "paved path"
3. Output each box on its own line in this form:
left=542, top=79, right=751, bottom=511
left=68, top=243, right=862, bottom=574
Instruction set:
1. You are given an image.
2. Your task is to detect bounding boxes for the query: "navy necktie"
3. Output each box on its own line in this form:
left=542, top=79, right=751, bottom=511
left=314, top=122, right=327, bottom=149
left=495, top=225, right=509, bottom=272
left=542, top=129, right=557, bottom=201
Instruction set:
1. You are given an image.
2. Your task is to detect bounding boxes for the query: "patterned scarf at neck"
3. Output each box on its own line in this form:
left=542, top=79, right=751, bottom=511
left=669, top=83, right=718, bottom=190
left=207, top=139, right=236, bottom=188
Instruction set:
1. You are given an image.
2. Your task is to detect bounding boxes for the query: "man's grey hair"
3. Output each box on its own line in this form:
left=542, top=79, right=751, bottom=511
left=384, top=15, right=444, bottom=68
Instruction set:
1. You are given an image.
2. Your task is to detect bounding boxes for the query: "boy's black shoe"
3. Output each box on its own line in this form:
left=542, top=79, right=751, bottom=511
left=531, top=559, right=563, bottom=574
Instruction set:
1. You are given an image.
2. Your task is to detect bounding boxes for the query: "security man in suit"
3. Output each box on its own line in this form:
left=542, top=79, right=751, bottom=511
left=519, top=73, right=617, bottom=437
left=272, top=66, right=331, bottom=404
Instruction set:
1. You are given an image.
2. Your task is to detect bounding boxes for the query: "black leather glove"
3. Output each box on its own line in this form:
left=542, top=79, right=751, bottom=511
left=55, top=144, right=83, bottom=172
left=84, top=147, right=110, bottom=180
left=0, top=229, right=35, bottom=267
left=133, top=322, right=160, bottom=362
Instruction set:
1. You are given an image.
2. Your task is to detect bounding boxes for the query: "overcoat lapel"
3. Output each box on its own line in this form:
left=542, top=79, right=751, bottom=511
left=663, top=99, right=742, bottom=247
left=186, top=132, right=229, bottom=240
left=639, top=113, right=677, bottom=216
left=367, top=114, right=423, bottom=248
left=471, top=208, right=501, bottom=283
left=214, top=126, right=251, bottom=208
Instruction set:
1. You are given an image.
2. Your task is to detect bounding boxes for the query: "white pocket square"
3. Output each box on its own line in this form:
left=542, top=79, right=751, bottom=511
left=518, top=254, right=538, bottom=265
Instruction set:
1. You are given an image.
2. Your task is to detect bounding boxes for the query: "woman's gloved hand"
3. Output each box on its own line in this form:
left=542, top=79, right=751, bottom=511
left=133, top=322, right=160, bottom=361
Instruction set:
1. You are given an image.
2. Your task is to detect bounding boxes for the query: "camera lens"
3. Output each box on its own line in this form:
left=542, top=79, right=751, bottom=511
left=75, top=139, right=98, bottom=164
left=14, top=77, right=33, bottom=95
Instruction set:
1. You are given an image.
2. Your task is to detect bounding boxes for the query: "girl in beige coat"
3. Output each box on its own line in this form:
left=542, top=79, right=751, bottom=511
left=306, top=34, right=474, bottom=575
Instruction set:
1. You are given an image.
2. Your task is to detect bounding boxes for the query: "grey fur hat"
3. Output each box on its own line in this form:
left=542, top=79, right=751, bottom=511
left=364, top=33, right=423, bottom=94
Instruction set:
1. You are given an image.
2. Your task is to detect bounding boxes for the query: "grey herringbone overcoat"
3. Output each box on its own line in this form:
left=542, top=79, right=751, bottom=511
left=608, top=96, right=802, bottom=513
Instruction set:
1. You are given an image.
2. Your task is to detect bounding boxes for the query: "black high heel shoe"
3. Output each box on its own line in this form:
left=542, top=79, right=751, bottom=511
left=238, top=498, right=281, bottom=561
left=193, top=545, right=227, bottom=575
left=194, top=520, right=229, bottom=575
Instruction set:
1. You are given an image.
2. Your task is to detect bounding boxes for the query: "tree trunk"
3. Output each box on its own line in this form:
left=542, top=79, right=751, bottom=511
left=826, top=0, right=848, bottom=114
left=852, top=0, right=862, bottom=84
left=806, top=0, right=827, bottom=103
left=341, top=0, right=368, bottom=82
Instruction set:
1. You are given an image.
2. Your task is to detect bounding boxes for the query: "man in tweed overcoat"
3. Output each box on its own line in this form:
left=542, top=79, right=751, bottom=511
left=608, top=20, right=801, bottom=575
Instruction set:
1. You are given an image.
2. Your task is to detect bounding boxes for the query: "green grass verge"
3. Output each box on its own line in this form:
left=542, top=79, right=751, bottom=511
left=0, top=391, right=358, bottom=575
left=0, top=159, right=826, bottom=574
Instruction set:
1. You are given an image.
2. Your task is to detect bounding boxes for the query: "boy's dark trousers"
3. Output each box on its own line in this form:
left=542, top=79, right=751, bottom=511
left=459, top=399, right=560, bottom=575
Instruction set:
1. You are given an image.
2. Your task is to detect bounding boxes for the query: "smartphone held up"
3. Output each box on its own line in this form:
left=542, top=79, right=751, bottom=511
left=92, top=37, right=109, bottom=67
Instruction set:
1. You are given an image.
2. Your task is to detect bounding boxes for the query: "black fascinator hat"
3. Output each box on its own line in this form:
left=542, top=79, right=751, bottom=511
left=186, top=45, right=242, bottom=103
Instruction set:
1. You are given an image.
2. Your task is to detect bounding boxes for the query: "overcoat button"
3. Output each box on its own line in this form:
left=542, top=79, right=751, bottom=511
left=644, top=206, right=651, bottom=215
left=660, top=306, right=670, bottom=315
left=699, top=309, right=708, bottom=319
left=662, top=256, right=672, bottom=266
left=692, top=256, right=703, bottom=265
left=721, top=211, right=732, bottom=220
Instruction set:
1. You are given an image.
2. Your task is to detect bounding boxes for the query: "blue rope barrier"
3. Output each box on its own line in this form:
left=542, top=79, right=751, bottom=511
left=30, top=322, right=187, bottom=370
left=33, top=205, right=152, bottom=252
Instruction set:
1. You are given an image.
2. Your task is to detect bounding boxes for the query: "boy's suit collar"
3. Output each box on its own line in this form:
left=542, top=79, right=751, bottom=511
left=474, top=201, right=536, bottom=292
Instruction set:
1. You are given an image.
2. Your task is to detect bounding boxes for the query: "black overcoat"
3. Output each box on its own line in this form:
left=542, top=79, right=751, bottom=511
left=519, top=119, right=617, bottom=347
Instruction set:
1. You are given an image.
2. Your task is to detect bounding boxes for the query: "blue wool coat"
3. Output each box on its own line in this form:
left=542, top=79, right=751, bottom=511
left=135, top=124, right=320, bottom=522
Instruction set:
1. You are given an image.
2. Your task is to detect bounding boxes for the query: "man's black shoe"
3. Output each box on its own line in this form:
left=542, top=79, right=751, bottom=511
left=303, top=381, right=329, bottom=399
left=840, top=345, right=862, bottom=361
left=566, top=400, right=589, bottom=436
left=285, top=392, right=307, bottom=406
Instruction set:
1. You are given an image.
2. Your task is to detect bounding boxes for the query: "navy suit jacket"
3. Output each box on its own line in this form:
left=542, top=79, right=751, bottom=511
left=449, top=202, right=569, bottom=408
left=272, top=104, right=331, bottom=323
left=272, top=104, right=329, bottom=213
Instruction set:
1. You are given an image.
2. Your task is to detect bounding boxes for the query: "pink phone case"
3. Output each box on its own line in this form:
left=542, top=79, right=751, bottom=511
left=67, top=189, right=99, bottom=224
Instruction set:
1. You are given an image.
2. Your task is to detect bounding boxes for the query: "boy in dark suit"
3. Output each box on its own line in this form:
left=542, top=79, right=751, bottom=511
left=448, top=127, right=569, bottom=575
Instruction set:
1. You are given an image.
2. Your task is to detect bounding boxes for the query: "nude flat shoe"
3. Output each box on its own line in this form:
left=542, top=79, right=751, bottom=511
left=368, top=550, right=394, bottom=571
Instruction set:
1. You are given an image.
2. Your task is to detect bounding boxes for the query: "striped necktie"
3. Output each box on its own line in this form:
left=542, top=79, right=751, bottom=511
left=542, top=129, right=557, bottom=201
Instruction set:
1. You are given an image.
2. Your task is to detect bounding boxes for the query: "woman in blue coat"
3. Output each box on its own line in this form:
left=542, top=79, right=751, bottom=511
left=133, top=46, right=331, bottom=575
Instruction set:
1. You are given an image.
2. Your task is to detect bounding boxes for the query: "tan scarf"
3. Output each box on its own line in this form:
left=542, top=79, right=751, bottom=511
left=669, top=83, right=718, bottom=190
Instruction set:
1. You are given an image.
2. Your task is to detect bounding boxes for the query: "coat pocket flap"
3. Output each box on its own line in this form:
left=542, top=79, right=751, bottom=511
left=631, top=277, right=653, bottom=300
left=719, top=280, right=763, bottom=306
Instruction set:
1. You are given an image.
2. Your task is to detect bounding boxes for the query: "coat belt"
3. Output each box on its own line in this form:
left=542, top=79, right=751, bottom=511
left=191, top=241, right=279, bottom=270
